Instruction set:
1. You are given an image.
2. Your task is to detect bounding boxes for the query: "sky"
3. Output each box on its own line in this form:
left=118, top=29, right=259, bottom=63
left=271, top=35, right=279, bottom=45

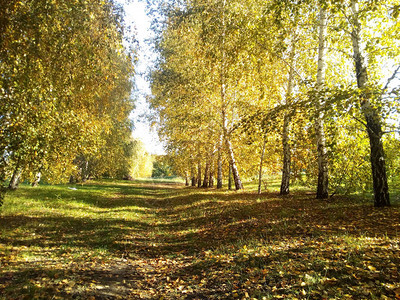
left=116, top=0, right=165, bottom=155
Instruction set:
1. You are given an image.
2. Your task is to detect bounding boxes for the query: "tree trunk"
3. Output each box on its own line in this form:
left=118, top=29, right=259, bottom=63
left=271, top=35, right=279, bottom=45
left=219, top=0, right=242, bottom=191
left=31, top=172, right=41, bottom=187
left=209, top=170, right=214, bottom=187
left=8, top=167, right=21, bottom=190
left=280, top=113, right=291, bottom=195
left=185, top=171, right=189, bottom=186
left=228, top=163, right=233, bottom=190
left=351, top=0, right=390, bottom=207
left=0, top=168, right=6, bottom=206
left=191, top=165, right=196, bottom=186
left=0, top=185, right=5, bottom=207
left=280, top=33, right=296, bottom=196
left=197, top=161, right=202, bottom=188
left=209, top=154, right=214, bottom=187
left=227, top=139, right=243, bottom=190
left=221, top=103, right=243, bottom=190
left=315, top=6, right=329, bottom=199
left=69, top=175, right=76, bottom=184
left=258, top=135, right=267, bottom=195
left=202, top=160, right=210, bottom=188
left=217, top=136, right=223, bottom=189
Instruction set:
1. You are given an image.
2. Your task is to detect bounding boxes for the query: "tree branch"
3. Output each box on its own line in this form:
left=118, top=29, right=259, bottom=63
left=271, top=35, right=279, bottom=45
left=382, top=65, right=400, bottom=93
left=351, top=114, right=368, bottom=129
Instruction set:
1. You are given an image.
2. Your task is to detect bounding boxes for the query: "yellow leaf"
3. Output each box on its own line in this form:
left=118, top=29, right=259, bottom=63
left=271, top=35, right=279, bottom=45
left=367, top=265, right=376, bottom=271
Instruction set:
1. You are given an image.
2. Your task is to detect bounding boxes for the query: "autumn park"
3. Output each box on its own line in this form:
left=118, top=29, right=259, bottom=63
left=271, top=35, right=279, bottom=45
left=1, top=0, right=400, bottom=299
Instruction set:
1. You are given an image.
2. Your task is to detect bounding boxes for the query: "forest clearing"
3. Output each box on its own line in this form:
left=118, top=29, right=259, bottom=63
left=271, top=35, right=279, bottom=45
left=1, top=0, right=400, bottom=298
left=1, top=179, right=399, bottom=299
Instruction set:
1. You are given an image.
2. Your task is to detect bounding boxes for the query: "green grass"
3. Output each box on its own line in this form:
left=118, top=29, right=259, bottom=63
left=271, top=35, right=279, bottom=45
left=0, top=179, right=399, bottom=299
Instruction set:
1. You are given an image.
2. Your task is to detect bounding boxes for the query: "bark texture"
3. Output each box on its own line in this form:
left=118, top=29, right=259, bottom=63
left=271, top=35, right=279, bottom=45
left=208, top=157, right=214, bottom=187
left=202, top=161, right=210, bottom=188
left=227, top=139, right=243, bottom=190
left=280, top=35, right=296, bottom=196
left=31, top=172, right=41, bottom=187
left=315, top=6, right=329, bottom=199
left=9, top=167, right=21, bottom=190
left=191, top=165, right=196, bottom=186
left=219, top=0, right=242, bottom=191
left=217, top=137, right=223, bottom=189
left=197, top=161, right=202, bottom=188
left=351, top=0, right=389, bottom=207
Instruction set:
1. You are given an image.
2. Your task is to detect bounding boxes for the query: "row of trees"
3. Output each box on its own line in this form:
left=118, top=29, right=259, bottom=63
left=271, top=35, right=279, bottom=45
left=0, top=0, right=136, bottom=204
left=149, top=0, right=400, bottom=206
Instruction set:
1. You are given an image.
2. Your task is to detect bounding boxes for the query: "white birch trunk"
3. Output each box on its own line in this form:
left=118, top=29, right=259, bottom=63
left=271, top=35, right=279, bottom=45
left=280, top=35, right=296, bottom=195
left=9, top=167, right=21, bottom=190
left=31, top=172, right=41, bottom=187
left=217, top=135, right=223, bottom=188
left=315, top=5, right=329, bottom=199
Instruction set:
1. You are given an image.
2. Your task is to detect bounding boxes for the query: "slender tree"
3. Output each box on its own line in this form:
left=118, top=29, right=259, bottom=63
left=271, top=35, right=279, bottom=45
left=315, top=4, right=329, bottom=199
left=350, top=0, right=389, bottom=206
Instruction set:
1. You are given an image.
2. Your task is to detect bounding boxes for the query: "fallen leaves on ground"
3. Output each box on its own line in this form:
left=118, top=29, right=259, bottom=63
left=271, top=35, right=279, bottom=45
left=0, top=181, right=399, bottom=299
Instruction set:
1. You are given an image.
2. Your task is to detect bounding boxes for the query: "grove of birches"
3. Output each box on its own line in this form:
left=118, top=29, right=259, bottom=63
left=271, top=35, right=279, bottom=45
left=0, top=0, right=144, bottom=204
left=1, top=0, right=400, bottom=208
left=149, top=0, right=400, bottom=207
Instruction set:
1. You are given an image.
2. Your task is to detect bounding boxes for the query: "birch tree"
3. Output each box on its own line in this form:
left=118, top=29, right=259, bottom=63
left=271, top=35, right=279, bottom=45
left=315, top=4, right=329, bottom=199
left=349, top=0, right=390, bottom=206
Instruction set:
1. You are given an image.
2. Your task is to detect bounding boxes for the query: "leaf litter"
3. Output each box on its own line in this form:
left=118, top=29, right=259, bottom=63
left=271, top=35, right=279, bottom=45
left=0, top=182, right=399, bottom=299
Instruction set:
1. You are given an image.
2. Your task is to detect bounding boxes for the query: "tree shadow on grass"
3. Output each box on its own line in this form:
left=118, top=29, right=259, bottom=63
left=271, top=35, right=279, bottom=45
left=1, top=262, right=148, bottom=299
left=173, top=237, right=399, bottom=299
left=2, top=181, right=400, bottom=299
left=0, top=214, right=159, bottom=255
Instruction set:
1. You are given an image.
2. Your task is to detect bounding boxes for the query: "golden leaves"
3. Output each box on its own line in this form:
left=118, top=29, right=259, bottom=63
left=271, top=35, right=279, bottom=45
left=1, top=181, right=400, bottom=299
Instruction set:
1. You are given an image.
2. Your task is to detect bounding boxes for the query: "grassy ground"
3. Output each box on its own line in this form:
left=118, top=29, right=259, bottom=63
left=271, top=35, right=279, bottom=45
left=0, top=179, right=399, bottom=299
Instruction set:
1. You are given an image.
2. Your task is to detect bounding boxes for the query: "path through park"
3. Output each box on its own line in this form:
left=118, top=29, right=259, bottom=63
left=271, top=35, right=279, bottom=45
left=1, top=180, right=399, bottom=299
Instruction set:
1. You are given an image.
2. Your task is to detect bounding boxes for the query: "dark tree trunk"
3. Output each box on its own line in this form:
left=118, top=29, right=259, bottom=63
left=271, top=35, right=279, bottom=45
left=208, top=160, right=214, bottom=188
left=0, top=167, right=6, bottom=206
left=69, top=175, right=76, bottom=184
left=365, top=116, right=390, bottom=207
left=0, top=185, right=5, bottom=207
left=209, top=172, right=214, bottom=187
left=202, top=161, right=210, bottom=188
left=197, top=161, right=202, bottom=188
left=191, top=165, right=196, bottom=186
left=280, top=113, right=291, bottom=195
